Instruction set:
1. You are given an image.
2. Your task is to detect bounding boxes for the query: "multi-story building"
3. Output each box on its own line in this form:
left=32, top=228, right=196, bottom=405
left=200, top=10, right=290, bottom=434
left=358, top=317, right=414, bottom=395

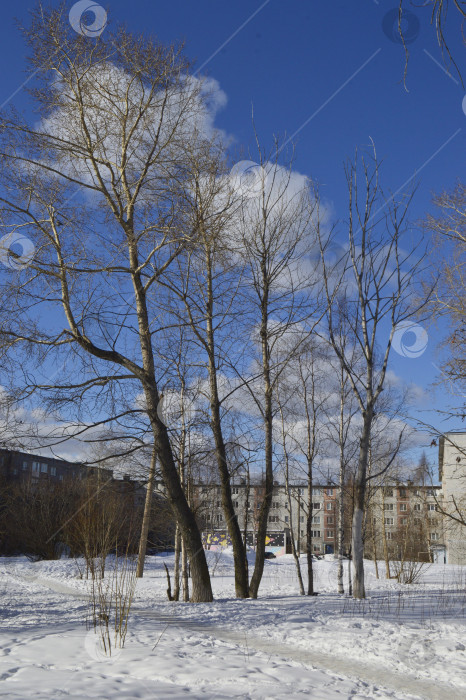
left=188, top=479, right=450, bottom=561
left=189, top=481, right=341, bottom=556
left=366, top=483, right=445, bottom=563
left=439, top=432, right=466, bottom=565
left=0, top=448, right=113, bottom=484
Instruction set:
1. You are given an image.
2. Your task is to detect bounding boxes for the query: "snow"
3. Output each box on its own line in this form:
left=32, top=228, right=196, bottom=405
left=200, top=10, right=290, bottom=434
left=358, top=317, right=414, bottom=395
left=0, top=552, right=465, bottom=699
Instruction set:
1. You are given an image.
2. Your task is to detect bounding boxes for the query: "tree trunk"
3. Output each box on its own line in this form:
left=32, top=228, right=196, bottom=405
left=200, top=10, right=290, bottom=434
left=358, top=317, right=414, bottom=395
left=307, top=477, right=315, bottom=595
left=150, top=415, right=213, bottom=602
left=337, top=389, right=345, bottom=594
left=351, top=412, right=372, bottom=598
left=173, top=525, right=181, bottom=601
left=205, top=247, right=249, bottom=598
left=371, top=508, right=379, bottom=579
left=181, top=534, right=189, bottom=601
left=136, top=449, right=157, bottom=578
left=348, top=546, right=352, bottom=597
left=286, top=487, right=304, bottom=595
left=337, top=484, right=345, bottom=594
left=208, top=379, right=249, bottom=598
left=129, top=227, right=213, bottom=602
left=248, top=283, right=274, bottom=599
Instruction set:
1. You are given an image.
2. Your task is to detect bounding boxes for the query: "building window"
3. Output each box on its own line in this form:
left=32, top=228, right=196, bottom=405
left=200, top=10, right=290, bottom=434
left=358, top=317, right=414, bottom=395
left=384, top=504, right=394, bottom=511
left=384, top=517, right=394, bottom=525
left=399, top=488, right=407, bottom=498
left=399, top=504, right=407, bottom=511
left=300, top=530, right=305, bottom=537
left=428, top=504, right=437, bottom=512
left=232, top=487, right=239, bottom=495
left=22, top=461, right=29, bottom=471
left=312, top=488, right=322, bottom=496
left=268, top=515, right=279, bottom=523
left=216, top=514, right=223, bottom=522
left=206, top=514, right=211, bottom=521
left=326, top=530, right=334, bottom=538
left=41, top=463, right=48, bottom=473
left=430, top=532, right=439, bottom=541
left=216, top=501, right=221, bottom=507
left=386, top=532, right=393, bottom=540
left=59, top=475, right=63, bottom=481
left=311, top=530, right=321, bottom=538
left=413, top=503, right=421, bottom=511
left=400, top=517, right=408, bottom=525
left=300, top=516, right=304, bottom=523
left=297, top=488, right=304, bottom=495
left=326, top=503, right=332, bottom=511
left=32, top=461, right=40, bottom=473
left=272, top=501, right=280, bottom=509
left=234, top=501, right=239, bottom=508
left=312, top=516, right=320, bottom=524
left=385, top=488, right=393, bottom=497
left=12, top=468, right=18, bottom=475
left=50, top=466, right=56, bottom=476
left=327, top=516, right=334, bottom=525
left=326, top=488, right=333, bottom=496
left=313, top=502, right=321, bottom=510
left=284, top=515, right=289, bottom=523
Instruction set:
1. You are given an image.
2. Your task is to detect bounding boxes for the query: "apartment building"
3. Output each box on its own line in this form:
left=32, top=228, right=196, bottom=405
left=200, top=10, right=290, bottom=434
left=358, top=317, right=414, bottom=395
left=191, top=481, right=340, bottom=556
left=0, top=448, right=113, bottom=484
left=439, top=432, right=466, bottom=565
left=366, top=483, right=445, bottom=563
left=190, top=479, right=451, bottom=561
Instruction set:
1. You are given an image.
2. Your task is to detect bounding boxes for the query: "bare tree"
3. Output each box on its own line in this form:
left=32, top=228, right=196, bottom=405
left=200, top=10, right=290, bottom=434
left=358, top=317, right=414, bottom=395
left=275, top=384, right=305, bottom=595
left=160, top=149, right=250, bottom=598
left=136, top=448, right=156, bottom=578
left=424, top=182, right=466, bottom=410
left=318, top=147, right=432, bottom=597
left=236, top=144, right=321, bottom=598
left=398, top=1, right=466, bottom=87
left=0, top=8, right=215, bottom=600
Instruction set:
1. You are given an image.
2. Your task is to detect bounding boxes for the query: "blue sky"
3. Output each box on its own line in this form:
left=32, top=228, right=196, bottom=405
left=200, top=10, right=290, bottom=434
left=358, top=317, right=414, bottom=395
left=0, top=1, right=464, bottom=458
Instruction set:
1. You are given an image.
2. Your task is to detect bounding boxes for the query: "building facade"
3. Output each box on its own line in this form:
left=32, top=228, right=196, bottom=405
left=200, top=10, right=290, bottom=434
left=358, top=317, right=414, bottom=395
left=192, top=482, right=339, bottom=556
left=190, top=480, right=449, bottom=562
left=439, top=432, right=466, bottom=565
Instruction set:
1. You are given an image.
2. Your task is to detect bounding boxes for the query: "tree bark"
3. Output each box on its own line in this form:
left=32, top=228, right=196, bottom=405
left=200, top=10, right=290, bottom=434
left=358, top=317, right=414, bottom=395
left=173, top=525, right=181, bottom=601
left=307, top=477, right=315, bottom=595
left=136, top=449, right=157, bottom=578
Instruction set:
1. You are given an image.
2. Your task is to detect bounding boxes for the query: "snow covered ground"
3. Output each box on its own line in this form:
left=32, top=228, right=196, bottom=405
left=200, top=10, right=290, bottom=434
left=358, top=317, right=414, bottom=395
left=0, top=551, right=465, bottom=699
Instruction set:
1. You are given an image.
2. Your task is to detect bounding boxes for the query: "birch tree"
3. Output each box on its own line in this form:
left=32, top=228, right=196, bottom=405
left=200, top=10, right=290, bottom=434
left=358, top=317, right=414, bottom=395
left=318, top=148, right=432, bottom=598
left=236, top=146, right=321, bottom=598
left=0, top=8, right=217, bottom=601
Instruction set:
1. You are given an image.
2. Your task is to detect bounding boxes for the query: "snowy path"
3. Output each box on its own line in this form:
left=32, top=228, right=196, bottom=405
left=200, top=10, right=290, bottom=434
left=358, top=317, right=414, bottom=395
left=137, top=610, right=464, bottom=700
left=2, top=558, right=465, bottom=700
left=8, top=573, right=465, bottom=700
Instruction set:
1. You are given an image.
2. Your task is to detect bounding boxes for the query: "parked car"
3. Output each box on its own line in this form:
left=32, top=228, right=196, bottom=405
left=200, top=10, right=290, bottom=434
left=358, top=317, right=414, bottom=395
left=264, top=551, right=276, bottom=559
